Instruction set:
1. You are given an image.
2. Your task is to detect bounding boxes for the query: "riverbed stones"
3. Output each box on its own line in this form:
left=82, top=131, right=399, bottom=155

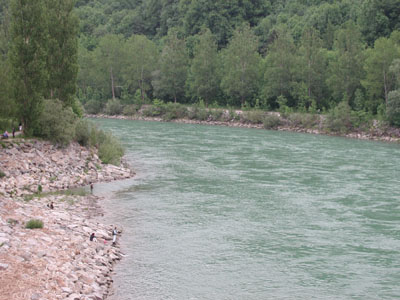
left=0, top=140, right=133, bottom=300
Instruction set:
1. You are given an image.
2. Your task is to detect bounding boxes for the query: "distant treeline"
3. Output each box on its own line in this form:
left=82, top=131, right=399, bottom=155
left=1, top=0, right=400, bottom=128
left=74, top=0, right=400, bottom=125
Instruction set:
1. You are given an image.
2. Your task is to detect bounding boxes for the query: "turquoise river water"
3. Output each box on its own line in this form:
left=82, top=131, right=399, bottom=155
left=91, top=118, right=400, bottom=300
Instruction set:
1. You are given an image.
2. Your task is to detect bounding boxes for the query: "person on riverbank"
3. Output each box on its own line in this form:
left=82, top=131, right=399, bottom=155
left=2, top=131, right=8, bottom=139
left=90, top=183, right=94, bottom=194
left=90, top=232, right=97, bottom=242
left=12, top=128, right=15, bottom=138
left=112, top=227, right=117, bottom=245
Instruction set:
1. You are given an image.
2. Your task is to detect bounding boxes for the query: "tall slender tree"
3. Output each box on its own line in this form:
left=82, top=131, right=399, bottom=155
left=221, top=24, right=261, bottom=106
left=187, top=29, right=220, bottom=106
left=262, top=27, right=298, bottom=107
left=152, top=31, right=188, bottom=103
left=326, top=22, right=365, bottom=105
left=362, top=35, right=400, bottom=111
left=10, top=0, right=48, bottom=134
left=45, top=0, right=79, bottom=107
left=123, top=35, right=159, bottom=101
left=298, top=27, right=328, bottom=108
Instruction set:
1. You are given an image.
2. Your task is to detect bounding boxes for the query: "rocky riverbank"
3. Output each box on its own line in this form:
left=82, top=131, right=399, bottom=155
left=87, top=113, right=400, bottom=143
left=0, top=139, right=134, bottom=300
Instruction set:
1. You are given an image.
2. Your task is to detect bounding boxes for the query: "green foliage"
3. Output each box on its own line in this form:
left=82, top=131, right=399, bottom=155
left=387, top=90, right=400, bottom=126
left=104, top=99, right=123, bottom=115
left=287, top=113, right=320, bottom=129
left=0, top=169, right=5, bottom=178
left=187, top=106, right=208, bottom=121
left=122, top=104, right=137, bottom=116
left=242, top=110, right=265, bottom=124
left=84, top=99, right=103, bottom=115
left=74, top=119, right=90, bottom=146
left=35, top=99, right=77, bottom=147
left=45, top=0, right=79, bottom=107
left=324, top=101, right=354, bottom=133
left=10, top=0, right=48, bottom=135
left=98, top=132, right=124, bottom=165
left=152, top=31, right=188, bottom=103
left=263, top=114, right=282, bottom=129
left=221, top=24, right=261, bottom=106
left=123, top=35, right=158, bottom=100
left=26, top=219, right=43, bottom=229
left=362, top=35, right=400, bottom=112
left=187, top=29, right=220, bottom=106
left=162, top=102, right=188, bottom=121
left=75, top=120, right=125, bottom=165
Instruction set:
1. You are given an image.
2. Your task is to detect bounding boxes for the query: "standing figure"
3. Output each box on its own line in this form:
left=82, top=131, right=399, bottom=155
left=112, top=227, right=117, bottom=245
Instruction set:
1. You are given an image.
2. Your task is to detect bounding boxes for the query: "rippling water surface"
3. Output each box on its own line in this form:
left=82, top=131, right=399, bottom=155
left=91, top=119, right=400, bottom=300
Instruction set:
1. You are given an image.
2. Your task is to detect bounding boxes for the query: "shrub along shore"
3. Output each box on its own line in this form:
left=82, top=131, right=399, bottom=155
left=0, top=139, right=134, bottom=300
left=87, top=103, right=400, bottom=143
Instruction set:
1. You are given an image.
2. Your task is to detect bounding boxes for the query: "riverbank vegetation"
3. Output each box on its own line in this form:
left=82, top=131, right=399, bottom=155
left=0, top=0, right=124, bottom=164
left=0, top=0, right=399, bottom=144
left=71, top=0, right=400, bottom=129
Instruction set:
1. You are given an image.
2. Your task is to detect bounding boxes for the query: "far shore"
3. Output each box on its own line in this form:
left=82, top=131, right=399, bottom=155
left=86, top=113, right=400, bottom=144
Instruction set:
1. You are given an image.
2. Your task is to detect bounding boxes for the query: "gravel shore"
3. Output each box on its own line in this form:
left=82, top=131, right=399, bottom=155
left=0, top=139, right=134, bottom=300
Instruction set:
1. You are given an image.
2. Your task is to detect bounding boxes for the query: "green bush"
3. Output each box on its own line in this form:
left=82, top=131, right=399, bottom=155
left=84, top=99, right=103, bottom=114
left=324, top=101, right=353, bottom=133
left=263, top=114, right=282, bottom=129
left=287, top=113, right=320, bottom=128
left=209, top=109, right=223, bottom=121
left=35, top=99, right=77, bottom=147
left=104, top=99, right=123, bottom=115
left=122, top=104, right=137, bottom=116
left=162, top=102, right=187, bottom=121
left=0, top=170, right=5, bottom=178
left=187, top=106, right=208, bottom=120
left=242, top=110, right=265, bottom=124
left=98, top=132, right=124, bottom=165
left=75, top=119, right=91, bottom=146
left=387, top=90, right=400, bottom=126
left=26, top=219, right=43, bottom=229
left=350, top=110, right=373, bottom=130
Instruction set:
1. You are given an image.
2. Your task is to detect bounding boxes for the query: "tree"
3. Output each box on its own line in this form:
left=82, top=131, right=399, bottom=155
left=326, top=22, right=365, bottom=106
left=93, top=34, right=126, bottom=100
left=187, top=29, right=220, bottom=106
left=45, top=0, right=79, bottom=107
left=262, top=27, right=298, bottom=108
left=359, top=0, right=400, bottom=46
left=123, top=35, right=158, bottom=101
left=9, top=0, right=48, bottom=134
left=387, top=90, right=400, bottom=126
left=362, top=35, right=400, bottom=112
left=152, top=31, right=188, bottom=103
left=221, top=24, right=261, bottom=106
left=298, top=27, right=328, bottom=109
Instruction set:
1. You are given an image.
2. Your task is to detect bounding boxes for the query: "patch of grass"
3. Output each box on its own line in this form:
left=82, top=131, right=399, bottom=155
left=7, top=218, right=18, bottom=225
left=0, top=170, right=5, bottom=178
left=23, top=194, right=35, bottom=202
left=25, top=219, right=43, bottom=229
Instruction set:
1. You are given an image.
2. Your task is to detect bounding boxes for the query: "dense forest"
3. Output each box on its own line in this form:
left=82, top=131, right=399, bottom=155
left=1, top=0, right=400, bottom=133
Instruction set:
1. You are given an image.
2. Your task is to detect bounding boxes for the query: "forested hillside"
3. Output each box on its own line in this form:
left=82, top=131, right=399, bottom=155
left=1, top=0, right=400, bottom=129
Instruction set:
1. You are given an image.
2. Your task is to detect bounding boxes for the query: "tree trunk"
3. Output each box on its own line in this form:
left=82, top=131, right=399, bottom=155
left=110, top=66, right=115, bottom=100
left=383, top=71, right=388, bottom=106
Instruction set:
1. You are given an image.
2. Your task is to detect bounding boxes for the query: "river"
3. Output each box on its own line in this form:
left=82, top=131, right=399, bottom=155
left=91, top=118, right=400, bottom=300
